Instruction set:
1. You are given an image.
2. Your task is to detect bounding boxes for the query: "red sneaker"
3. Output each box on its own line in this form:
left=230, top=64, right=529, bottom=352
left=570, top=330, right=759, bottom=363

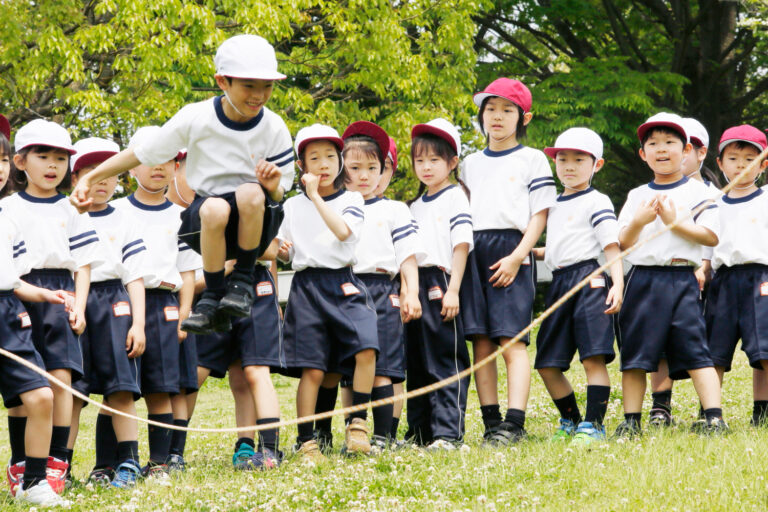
left=45, top=457, right=68, bottom=494
left=6, top=460, right=25, bottom=496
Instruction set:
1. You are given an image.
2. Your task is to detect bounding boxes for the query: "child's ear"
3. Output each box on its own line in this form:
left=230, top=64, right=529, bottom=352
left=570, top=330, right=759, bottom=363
left=522, top=112, right=533, bottom=126
left=214, top=74, right=229, bottom=92
left=593, top=158, right=605, bottom=173
left=638, top=148, right=647, bottom=162
left=682, top=142, right=693, bottom=155
left=450, top=155, right=460, bottom=170
left=12, top=154, right=25, bottom=170
left=295, top=160, right=303, bottom=172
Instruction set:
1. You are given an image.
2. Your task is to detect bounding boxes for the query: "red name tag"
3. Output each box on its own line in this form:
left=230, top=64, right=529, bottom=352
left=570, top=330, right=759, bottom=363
left=390, top=295, right=401, bottom=308
left=256, top=281, right=273, bottom=296
left=341, top=283, right=360, bottom=296
left=164, top=306, right=179, bottom=322
left=428, top=286, right=443, bottom=301
left=113, top=301, right=131, bottom=317
left=18, top=312, right=31, bottom=328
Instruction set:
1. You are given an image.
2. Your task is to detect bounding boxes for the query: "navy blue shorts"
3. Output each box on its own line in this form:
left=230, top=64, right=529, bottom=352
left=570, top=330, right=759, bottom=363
left=0, top=292, right=50, bottom=408
left=179, top=332, right=199, bottom=392
left=197, top=266, right=284, bottom=378
left=705, top=264, right=768, bottom=371
left=359, top=274, right=405, bottom=383
left=178, top=189, right=283, bottom=261
left=617, top=266, right=713, bottom=380
left=141, top=289, right=181, bottom=395
left=461, top=229, right=536, bottom=344
left=282, top=268, right=378, bottom=378
left=405, top=267, right=470, bottom=442
left=21, top=269, right=83, bottom=379
left=535, top=260, right=616, bottom=371
left=79, top=280, right=141, bottom=398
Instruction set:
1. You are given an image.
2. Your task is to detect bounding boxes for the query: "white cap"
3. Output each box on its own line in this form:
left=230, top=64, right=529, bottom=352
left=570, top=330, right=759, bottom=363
left=682, top=118, right=709, bottom=148
left=128, top=126, right=162, bottom=149
left=411, top=118, right=462, bottom=157
left=14, top=119, right=76, bottom=155
left=294, top=124, right=343, bottom=156
left=637, top=112, right=688, bottom=143
left=71, top=137, right=120, bottom=173
left=543, top=127, right=603, bottom=160
left=214, top=35, right=286, bottom=81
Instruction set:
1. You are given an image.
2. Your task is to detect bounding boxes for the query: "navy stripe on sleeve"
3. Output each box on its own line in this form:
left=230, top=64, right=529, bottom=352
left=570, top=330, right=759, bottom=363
left=275, top=155, right=295, bottom=168
left=392, top=228, right=418, bottom=243
left=13, top=241, right=25, bottom=251
left=13, top=248, right=27, bottom=259
left=449, top=213, right=472, bottom=224
left=592, top=215, right=617, bottom=228
left=528, top=176, right=556, bottom=188
left=690, top=199, right=711, bottom=211
left=450, top=219, right=473, bottom=230
left=122, top=239, right=144, bottom=254
left=529, top=181, right=556, bottom=193
left=342, top=206, right=364, bottom=219
left=590, top=209, right=615, bottom=223
left=266, top=148, right=293, bottom=163
left=391, top=224, right=414, bottom=237
left=122, top=246, right=146, bottom=262
left=70, top=236, right=99, bottom=251
left=693, top=205, right=717, bottom=222
left=69, top=230, right=97, bottom=243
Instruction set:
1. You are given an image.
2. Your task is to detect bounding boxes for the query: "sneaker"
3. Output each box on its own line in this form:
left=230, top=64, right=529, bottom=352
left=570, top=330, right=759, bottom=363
left=64, top=465, right=76, bottom=490
left=217, top=272, right=255, bottom=318
left=426, top=438, right=461, bottom=451
left=551, top=418, right=577, bottom=441
left=703, top=417, right=730, bottom=436
left=315, top=428, right=333, bottom=454
left=369, top=435, right=389, bottom=455
left=342, top=418, right=372, bottom=455
left=141, top=462, right=170, bottom=479
left=613, top=419, right=642, bottom=439
left=484, top=422, right=527, bottom=446
left=165, top=454, right=186, bottom=473
left=6, top=460, right=25, bottom=497
left=181, top=296, right=231, bottom=334
left=572, top=421, right=606, bottom=444
left=111, top=460, right=141, bottom=489
left=87, top=467, right=115, bottom=487
left=15, top=480, right=72, bottom=507
left=689, top=418, right=707, bottom=434
left=648, top=408, right=674, bottom=427
left=245, top=448, right=281, bottom=470
left=297, top=439, right=325, bottom=462
left=232, top=442, right=255, bottom=470
left=45, top=457, right=68, bottom=494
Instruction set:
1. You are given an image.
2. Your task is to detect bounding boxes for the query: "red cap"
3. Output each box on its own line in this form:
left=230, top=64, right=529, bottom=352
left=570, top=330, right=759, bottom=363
left=342, top=121, right=390, bottom=162
left=387, top=136, right=397, bottom=172
left=473, top=78, right=532, bottom=113
left=0, top=114, right=9, bottom=141
left=718, top=125, right=767, bottom=153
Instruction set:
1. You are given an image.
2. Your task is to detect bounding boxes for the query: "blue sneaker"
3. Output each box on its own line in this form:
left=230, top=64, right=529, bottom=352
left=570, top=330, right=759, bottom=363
left=551, top=418, right=577, bottom=441
left=111, top=460, right=141, bottom=489
left=246, top=448, right=281, bottom=470
left=233, top=442, right=255, bottom=470
left=573, top=421, right=606, bottom=444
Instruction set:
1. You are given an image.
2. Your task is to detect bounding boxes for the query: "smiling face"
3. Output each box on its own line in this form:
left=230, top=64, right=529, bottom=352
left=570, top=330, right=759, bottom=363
left=130, top=159, right=175, bottom=192
left=300, top=140, right=341, bottom=194
left=215, top=76, right=273, bottom=122
left=13, top=147, right=70, bottom=197
left=555, top=149, right=603, bottom=193
left=717, top=142, right=767, bottom=191
left=639, top=128, right=691, bottom=182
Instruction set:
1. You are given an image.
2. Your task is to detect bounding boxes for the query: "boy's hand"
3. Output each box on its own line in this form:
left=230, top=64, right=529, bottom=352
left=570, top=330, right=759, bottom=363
left=69, top=308, right=86, bottom=335
left=301, top=173, right=320, bottom=198
left=69, top=177, right=94, bottom=213
left=277, top=240, right=293, bottom=262
left=604, top=282, right=623, bottom=314
left=255, top=159, right=282, bottom=195
left=695, top=260, right=712, bottom=291
left=532, top=247, right=545, bottom=261
left=633, top=198, right=658, bottom=227
left=655, top=194, right=677, bottom=225
left=46, top=289, right=75, bottom=311
left=400, top=291, right=422, bottom=323
left=126, top=325, right=146, bottom=358
left=489, top=254, right=523, bottom=288
left=440, top=290, right=459, bottom=321
left=177, top=325, right=187, bottom=344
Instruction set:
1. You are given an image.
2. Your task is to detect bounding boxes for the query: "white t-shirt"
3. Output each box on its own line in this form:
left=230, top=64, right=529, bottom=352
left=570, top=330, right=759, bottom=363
left=545, top=188, right=619, bottom=270
left=0, top=208, right=26, bottom=290
left=617, top=177, right=719, bottom=267
left=133, top=97, right=295, bottom=197
left=111, top=195, right=201, bottom=290
left=353, top=197, right=426, bottom=277
left=460, top=145, right=556, bottom=231
left=712, top=189, right=768, bottom=269
left=0, top=191, right=102, bottom=273
left=277, top=190, right=365, bottom=271
left=88, top=206, right=148, bottom=284
left=409, top=185, right=474, bottom=274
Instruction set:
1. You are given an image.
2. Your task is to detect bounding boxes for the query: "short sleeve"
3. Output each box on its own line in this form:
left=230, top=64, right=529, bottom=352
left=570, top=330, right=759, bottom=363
left=692, top=197, right=719, bottom=240
left=617, top=190, right=638, bottom=232
left=590, top=194, right=619, bottom=249
left=527, top=151, right=557, bottom=215
left=340, top=193, right=365, bottom=244
left=120, top=220, right=148, bottom=284
left=134, top=104, right=194, bottom=166
left=391, top=201, right=427, bottom=267
left=448, top=189, right=474, bottom=251
left=12, top=223, right=29, bottom=279
left=176, top=238, right=202, bottom=273
left=68, top=209, right=102, bottom=269
left=263, top=116, right=295, bottom=194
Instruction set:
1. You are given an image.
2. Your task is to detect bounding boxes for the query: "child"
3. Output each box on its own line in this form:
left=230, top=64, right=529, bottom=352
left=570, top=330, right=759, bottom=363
left=533, top=128, right=623, bottom=443
left=3, top=119, right=100, bottom=492
left=705, top=125, right=768, bottom=425
left=277, top=124, right=378, bottom=459
left=70, top=34, right=294, bottom=333
left=0, top=116, right=71, bottom=507
left=111, top=126, right=200, bottom=476
left=460, top=78, right=556, bottom=444
left=405, top=118, right=472, bottom=450
left=616, top=112, right=726, bottom=436
left=67, top=137, right=147, bottom=488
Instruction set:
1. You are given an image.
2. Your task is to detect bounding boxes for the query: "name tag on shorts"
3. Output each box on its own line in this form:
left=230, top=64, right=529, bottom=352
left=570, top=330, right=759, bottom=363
left=341, top=283, right=360, bottom=296
left=113, top=301, right=131, bottom=317
left=18, top=312, right=31, bottom=328
left=428, top=286, right=444, bottom=301
left=390, top=295, right=401, bottom=308
left=670, top=258, right=692, bottom=267
left=256, top=281, right=273, bottom=296
left=761, top=282, right=768, bottom=297
left=522, top=255, right=531, bottom=266
left=164, top=306, right=180, bottom=322
left=590, top=277, right=606, bottom=288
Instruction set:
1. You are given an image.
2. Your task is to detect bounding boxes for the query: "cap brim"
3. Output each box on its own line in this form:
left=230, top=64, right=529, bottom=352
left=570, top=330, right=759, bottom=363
left=18, top=142, right=77, bottom=155
left=411, top=124, right=458, bottom=154
left=342, top=122, right=390, bottom=161
left=297, top=136, right=343, bottom=156
left=543, top=146, right=598, bottom=160
left=718, top=138, right=765, bottom=154
left=73, top=151, right=117, bottom=173
left=219, top=71, right=286, bottom=81
left=637, top=121, right=687, bottom=143
left=0, top=115, right=10, bottom=141
left=690, top=137, right=705, bottom=147
left=472, top=92, right=525, bottom=111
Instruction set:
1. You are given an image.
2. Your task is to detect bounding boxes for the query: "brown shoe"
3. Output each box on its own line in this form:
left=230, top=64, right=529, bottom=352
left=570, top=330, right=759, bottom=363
left=344, top=418, right=372, bottom=455
left=298, top=439, right=325, bottom=462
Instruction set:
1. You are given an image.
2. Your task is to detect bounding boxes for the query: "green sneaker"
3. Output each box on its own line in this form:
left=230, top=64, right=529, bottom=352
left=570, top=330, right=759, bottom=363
left=233, top=442, right=255, bottom=470
left=551, top=418, right=576, bottom=441
left=572, top=421, right=606, bottom=444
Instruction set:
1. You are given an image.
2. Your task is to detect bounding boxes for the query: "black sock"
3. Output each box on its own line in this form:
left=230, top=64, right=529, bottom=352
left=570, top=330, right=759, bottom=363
left=233, top=247, right=259, bottom=277
left=624, top=412, right=642, bottom=425
left=257, top=418, right=280, bottom=452
left=203, top=270, right=226, bottom=300
left=553, top=393, right=582, bottom=424
left=169, top=419, right=188, bottom=456
left=698, top=403, right=706, bottom=419
left=371, top=385, right=394, bottom=438
left=703, top=408, right=723, bottom=421
left=753, top=401, right=768, bottom=424
left=117, top=441, right=139, bottom=463
left=585, top=385, right=611, bottom=425
left=480, top=404, right=502, bottom=430
left=314, top=386, right=338, bottom=432
left=297, top=422, right=314, bottom=443
left=235, top=437, right=255, bottom=452
left=49, top=426, right=70, bottom=461
left=147, top=413, right=174, bottom=464
left=651, top=390, right=672, bottom=413
left=390, top=417, right=400, bottom=440
left=22, top=457, right=47, bottom=490
left=65, top=448, right=74, bottom=465
left=504, top=408, right=526, bottom=430
left=9, top=416, right=27, bottom=465
left=349, top=391, right=371, bottom=421
left=94, top=414, right=118, bottom=469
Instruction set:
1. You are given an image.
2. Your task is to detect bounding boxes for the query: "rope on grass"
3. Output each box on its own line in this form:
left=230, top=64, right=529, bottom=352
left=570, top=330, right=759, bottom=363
left=2, top=146, right=766, bottom=433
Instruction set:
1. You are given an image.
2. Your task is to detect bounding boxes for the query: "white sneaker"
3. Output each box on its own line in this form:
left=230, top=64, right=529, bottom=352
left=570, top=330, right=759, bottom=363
left=15, top=479, right=72, bottom=507
left=426, top=438, right=459, bottom=451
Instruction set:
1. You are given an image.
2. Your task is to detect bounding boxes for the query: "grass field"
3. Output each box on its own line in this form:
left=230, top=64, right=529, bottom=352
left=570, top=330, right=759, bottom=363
left=3, top=336, right=768, bottom=511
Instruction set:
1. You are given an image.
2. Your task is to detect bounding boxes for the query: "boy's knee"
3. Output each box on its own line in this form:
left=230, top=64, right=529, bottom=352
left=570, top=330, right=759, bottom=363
left=236, top=183, right=266, bottom=212
left=244, top=365, right=270, bottom=385
left=24, top=387, right=54, bottom=412
left=302, top=368, right=325, bottom=384
left=537, top=367, right=559, bottom=379
left=582, top=356, right=605, bottom=371
left=200, top=197, right=231, bottom=228
left=355, top=348, right=376, bottom=366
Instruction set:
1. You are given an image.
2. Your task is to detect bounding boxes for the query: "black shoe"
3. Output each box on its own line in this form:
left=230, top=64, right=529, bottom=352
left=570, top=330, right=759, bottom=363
left=483, top=422, right=526, bottom=447
left=181, top=296, right=231, bottom=334
left=217, top=272, right=255, bottom=318
left=701, top=417, right=730, bottom=436
left=314, top=429, right=333, bottom=454
left=648, top=408, right=674, bottom=427
left=613, top=419, right=642, bottom=439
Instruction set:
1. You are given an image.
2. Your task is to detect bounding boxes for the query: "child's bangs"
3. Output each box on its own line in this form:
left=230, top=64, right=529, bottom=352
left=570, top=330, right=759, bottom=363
left=411, top=134, right=455, bottom=162
left=343, top=136, right=384, bottom=169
